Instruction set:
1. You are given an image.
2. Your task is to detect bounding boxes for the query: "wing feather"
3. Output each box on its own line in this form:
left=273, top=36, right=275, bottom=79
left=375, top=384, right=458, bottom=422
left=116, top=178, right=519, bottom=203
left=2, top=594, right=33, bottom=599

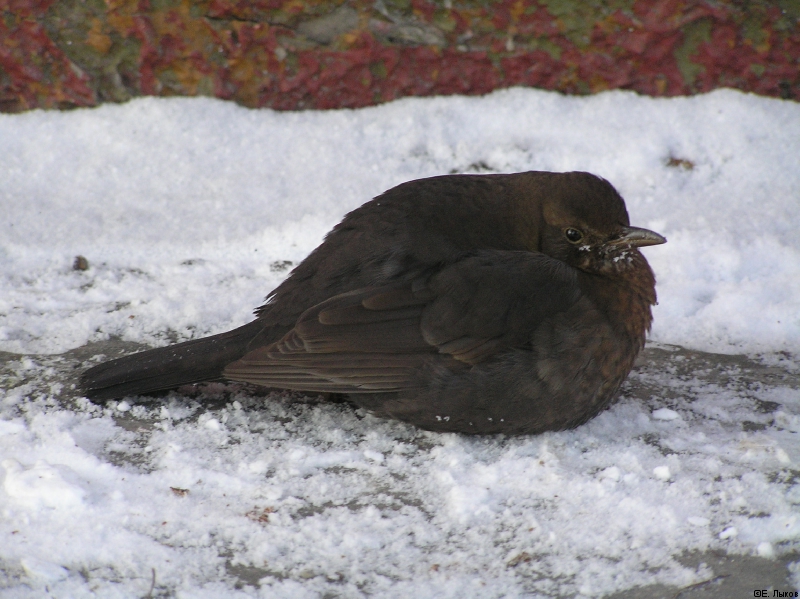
left=223, top=251, right=581, bottom=393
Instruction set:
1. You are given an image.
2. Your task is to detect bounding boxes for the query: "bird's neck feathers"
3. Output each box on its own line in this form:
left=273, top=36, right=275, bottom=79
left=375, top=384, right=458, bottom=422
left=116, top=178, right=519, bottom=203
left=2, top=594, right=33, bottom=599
left=580, top=252, right=657, bottom=347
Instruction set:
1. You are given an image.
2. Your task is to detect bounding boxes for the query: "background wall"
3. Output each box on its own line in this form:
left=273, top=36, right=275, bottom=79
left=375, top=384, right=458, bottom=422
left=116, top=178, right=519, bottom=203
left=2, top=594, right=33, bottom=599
left=1, top=0, right=798, bottom=113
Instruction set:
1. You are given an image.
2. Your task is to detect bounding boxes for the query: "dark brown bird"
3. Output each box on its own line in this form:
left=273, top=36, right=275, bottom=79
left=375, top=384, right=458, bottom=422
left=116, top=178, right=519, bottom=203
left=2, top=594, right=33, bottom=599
left=81, top=171, right=665, bottom=434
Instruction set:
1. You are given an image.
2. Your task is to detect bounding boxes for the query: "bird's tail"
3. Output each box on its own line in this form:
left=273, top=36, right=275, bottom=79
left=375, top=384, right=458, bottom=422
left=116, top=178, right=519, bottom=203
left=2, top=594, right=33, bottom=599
left=80, top=319, right=268, bottom=401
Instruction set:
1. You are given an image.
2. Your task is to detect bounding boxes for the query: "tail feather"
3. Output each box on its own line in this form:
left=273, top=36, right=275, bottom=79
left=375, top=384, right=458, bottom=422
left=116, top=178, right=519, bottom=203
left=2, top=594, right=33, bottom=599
left=80, top=320, right=268, bottom=400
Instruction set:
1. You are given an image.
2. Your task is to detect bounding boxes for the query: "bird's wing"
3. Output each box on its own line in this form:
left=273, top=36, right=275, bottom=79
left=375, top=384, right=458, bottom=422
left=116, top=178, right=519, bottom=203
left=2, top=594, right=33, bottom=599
left=420, top=250, right=581, bottom=363
left=223, top=285, right=435, bottom=393
left=223, top=251, right=581, bottom=393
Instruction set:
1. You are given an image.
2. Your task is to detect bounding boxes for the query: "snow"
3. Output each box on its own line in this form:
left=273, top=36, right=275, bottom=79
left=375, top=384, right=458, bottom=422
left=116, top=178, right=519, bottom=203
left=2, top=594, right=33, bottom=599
left=0, top=88, right=799, bottom=597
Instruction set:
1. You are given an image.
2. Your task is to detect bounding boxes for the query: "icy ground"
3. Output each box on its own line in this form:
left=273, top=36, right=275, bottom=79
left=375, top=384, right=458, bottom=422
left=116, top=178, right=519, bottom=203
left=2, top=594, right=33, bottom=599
left=0, top=88, right=799, bottom=597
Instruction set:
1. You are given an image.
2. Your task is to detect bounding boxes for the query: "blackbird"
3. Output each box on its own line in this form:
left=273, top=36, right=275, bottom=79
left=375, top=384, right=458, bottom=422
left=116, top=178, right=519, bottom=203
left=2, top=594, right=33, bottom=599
left=81, top=171, right=665, bottom=435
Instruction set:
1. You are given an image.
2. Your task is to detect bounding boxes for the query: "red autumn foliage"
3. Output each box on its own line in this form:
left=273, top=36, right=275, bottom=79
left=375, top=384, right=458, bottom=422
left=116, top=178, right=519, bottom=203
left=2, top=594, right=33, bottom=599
left=0, top=0, right=797, bottom=112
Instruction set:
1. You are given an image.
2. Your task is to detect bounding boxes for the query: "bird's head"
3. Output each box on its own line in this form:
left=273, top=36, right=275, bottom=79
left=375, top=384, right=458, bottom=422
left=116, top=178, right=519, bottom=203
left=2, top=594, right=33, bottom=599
left=531, top=172, right=666, bottom=276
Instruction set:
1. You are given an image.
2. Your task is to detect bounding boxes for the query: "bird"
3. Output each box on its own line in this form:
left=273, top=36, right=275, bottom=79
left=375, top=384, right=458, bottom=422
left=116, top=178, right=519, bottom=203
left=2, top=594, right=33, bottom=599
left=81, top=171, right=666, bottom=435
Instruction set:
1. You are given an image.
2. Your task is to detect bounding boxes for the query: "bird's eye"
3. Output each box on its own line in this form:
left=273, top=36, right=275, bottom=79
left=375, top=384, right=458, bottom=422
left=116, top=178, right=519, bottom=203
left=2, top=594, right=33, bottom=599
left=564, top=228, right=583, bottom=243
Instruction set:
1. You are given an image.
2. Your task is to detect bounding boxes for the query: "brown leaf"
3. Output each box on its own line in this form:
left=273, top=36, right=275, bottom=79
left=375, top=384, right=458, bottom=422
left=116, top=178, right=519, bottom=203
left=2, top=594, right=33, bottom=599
left=507, top=552, right=532, bottom=567
left=86, top=18, right=112, bottom=54
left=246, top=506, right=275, bottom=524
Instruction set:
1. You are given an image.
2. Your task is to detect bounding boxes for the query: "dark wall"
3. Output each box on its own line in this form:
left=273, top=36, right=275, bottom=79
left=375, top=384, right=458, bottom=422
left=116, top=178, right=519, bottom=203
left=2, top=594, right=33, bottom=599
left=1, top=0, right=798, bottom=112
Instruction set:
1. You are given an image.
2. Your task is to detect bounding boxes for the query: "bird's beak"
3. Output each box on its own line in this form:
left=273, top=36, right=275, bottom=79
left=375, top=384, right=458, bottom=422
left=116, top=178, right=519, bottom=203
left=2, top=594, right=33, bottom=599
left=607, top=226, right=667, bottom=248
